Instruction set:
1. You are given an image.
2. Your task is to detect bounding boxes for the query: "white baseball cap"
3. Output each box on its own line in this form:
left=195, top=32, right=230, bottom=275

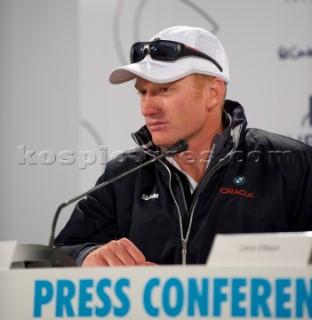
left=109, top=26, right=230, bottom=84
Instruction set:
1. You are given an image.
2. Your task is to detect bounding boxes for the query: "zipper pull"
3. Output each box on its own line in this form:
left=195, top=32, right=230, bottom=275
left=181, top=240, right=187, bottom=266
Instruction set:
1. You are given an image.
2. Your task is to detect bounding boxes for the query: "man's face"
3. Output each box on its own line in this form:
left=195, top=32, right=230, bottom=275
left=135, top=75, right=213, bottom=149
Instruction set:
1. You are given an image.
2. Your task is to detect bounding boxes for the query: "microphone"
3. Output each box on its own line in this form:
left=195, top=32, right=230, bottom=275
left=11, top=139, right=188, bottom=268
left=163, top=139, right=189, bottom=156
left=49, top=139, right=188, bottom=247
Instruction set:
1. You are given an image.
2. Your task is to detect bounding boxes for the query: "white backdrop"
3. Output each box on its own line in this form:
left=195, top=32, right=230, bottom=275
left=0, top=0, right=79, bottom=245
left=1, top=0, right=311, bottom=245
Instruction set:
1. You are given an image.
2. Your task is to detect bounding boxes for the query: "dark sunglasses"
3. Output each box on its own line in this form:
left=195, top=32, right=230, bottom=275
left=130, top=39, right=223, bottom=72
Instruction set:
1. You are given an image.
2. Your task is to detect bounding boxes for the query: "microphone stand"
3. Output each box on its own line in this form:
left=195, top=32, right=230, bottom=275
left=10, top=140, right=188, bottom=268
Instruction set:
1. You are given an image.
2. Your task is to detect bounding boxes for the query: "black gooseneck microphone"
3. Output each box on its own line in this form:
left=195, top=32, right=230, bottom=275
left=49, top=139, right=188, bottom=247
left=11, top=139, right=188, bottom=268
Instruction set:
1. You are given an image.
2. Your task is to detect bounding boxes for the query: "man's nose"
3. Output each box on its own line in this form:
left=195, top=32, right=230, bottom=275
left=141, top=94, right=161, bottom=117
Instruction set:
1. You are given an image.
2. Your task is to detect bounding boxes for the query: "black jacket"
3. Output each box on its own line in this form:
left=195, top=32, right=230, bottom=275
left=55, top=100, right=312, bottom=265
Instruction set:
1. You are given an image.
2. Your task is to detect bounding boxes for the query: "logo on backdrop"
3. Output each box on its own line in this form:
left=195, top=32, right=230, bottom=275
left=291, top=96, right=312, bottom=146
left=112, top=0, right=220, bottom=65
left=278, top=45, right=312, bottom=61
left=301, top=96, right=312, bottom=128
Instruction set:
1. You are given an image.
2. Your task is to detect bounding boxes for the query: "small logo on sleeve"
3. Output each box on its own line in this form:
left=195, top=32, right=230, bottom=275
left=141, top=193, right=159, bottom=201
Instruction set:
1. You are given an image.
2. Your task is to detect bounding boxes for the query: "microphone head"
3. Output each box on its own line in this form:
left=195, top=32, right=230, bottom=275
left=165, top=139, right=189, bottom=156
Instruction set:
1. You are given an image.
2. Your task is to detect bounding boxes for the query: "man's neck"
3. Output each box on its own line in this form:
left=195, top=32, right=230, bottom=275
left=173, top=140, right=215, bottom=183
left=173, top=112, right=225, bottom=183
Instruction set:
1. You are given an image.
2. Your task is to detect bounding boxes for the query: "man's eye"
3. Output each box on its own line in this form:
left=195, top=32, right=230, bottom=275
left=138, top=90, right=147, bottom=96
left=159, top=87, right=170, bottom=94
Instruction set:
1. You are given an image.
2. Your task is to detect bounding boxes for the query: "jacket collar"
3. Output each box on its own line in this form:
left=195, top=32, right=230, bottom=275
left=131, top=100, right=247, bottom=156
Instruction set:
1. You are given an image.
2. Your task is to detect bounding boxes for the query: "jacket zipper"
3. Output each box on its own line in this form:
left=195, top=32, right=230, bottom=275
left=160, top=160, right=188, bottom=264
left=160, top=159, right=208, bottom=265
left=174, top=173, right=199, bottom=265
left=160, top=147, right=237, bottom=265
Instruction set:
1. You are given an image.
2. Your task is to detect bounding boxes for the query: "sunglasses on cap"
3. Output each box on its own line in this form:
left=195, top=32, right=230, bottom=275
left=130, top=39, right=223, bottom=72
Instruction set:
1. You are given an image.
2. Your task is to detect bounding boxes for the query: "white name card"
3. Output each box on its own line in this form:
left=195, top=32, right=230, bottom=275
left=207, top=232, right=312, bottom=267
left=0, top=240, right=17, bottom=270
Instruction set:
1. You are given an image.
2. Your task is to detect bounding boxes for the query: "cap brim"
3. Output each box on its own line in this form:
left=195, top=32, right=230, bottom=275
left=109, top=56, right=229, bottom=84
left=109, top=58, right=195, bottom=84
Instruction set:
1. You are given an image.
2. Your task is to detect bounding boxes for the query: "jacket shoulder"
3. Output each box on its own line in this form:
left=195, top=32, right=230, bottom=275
left=244, top=128, right=312, bottom=152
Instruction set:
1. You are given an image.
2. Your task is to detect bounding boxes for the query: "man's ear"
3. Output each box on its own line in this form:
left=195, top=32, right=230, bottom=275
left=206, top=78, right=226, bottom=110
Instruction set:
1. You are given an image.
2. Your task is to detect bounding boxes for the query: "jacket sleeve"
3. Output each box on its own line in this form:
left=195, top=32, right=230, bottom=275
left=54, top=148, right=147, bottom=265
left=287, top=147, right=312, bottom=231
left=54, top=163, right=120, bottom=264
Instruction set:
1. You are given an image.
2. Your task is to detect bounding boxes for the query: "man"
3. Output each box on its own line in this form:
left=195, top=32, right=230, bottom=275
left=55, top=26, right=312, bottom=267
